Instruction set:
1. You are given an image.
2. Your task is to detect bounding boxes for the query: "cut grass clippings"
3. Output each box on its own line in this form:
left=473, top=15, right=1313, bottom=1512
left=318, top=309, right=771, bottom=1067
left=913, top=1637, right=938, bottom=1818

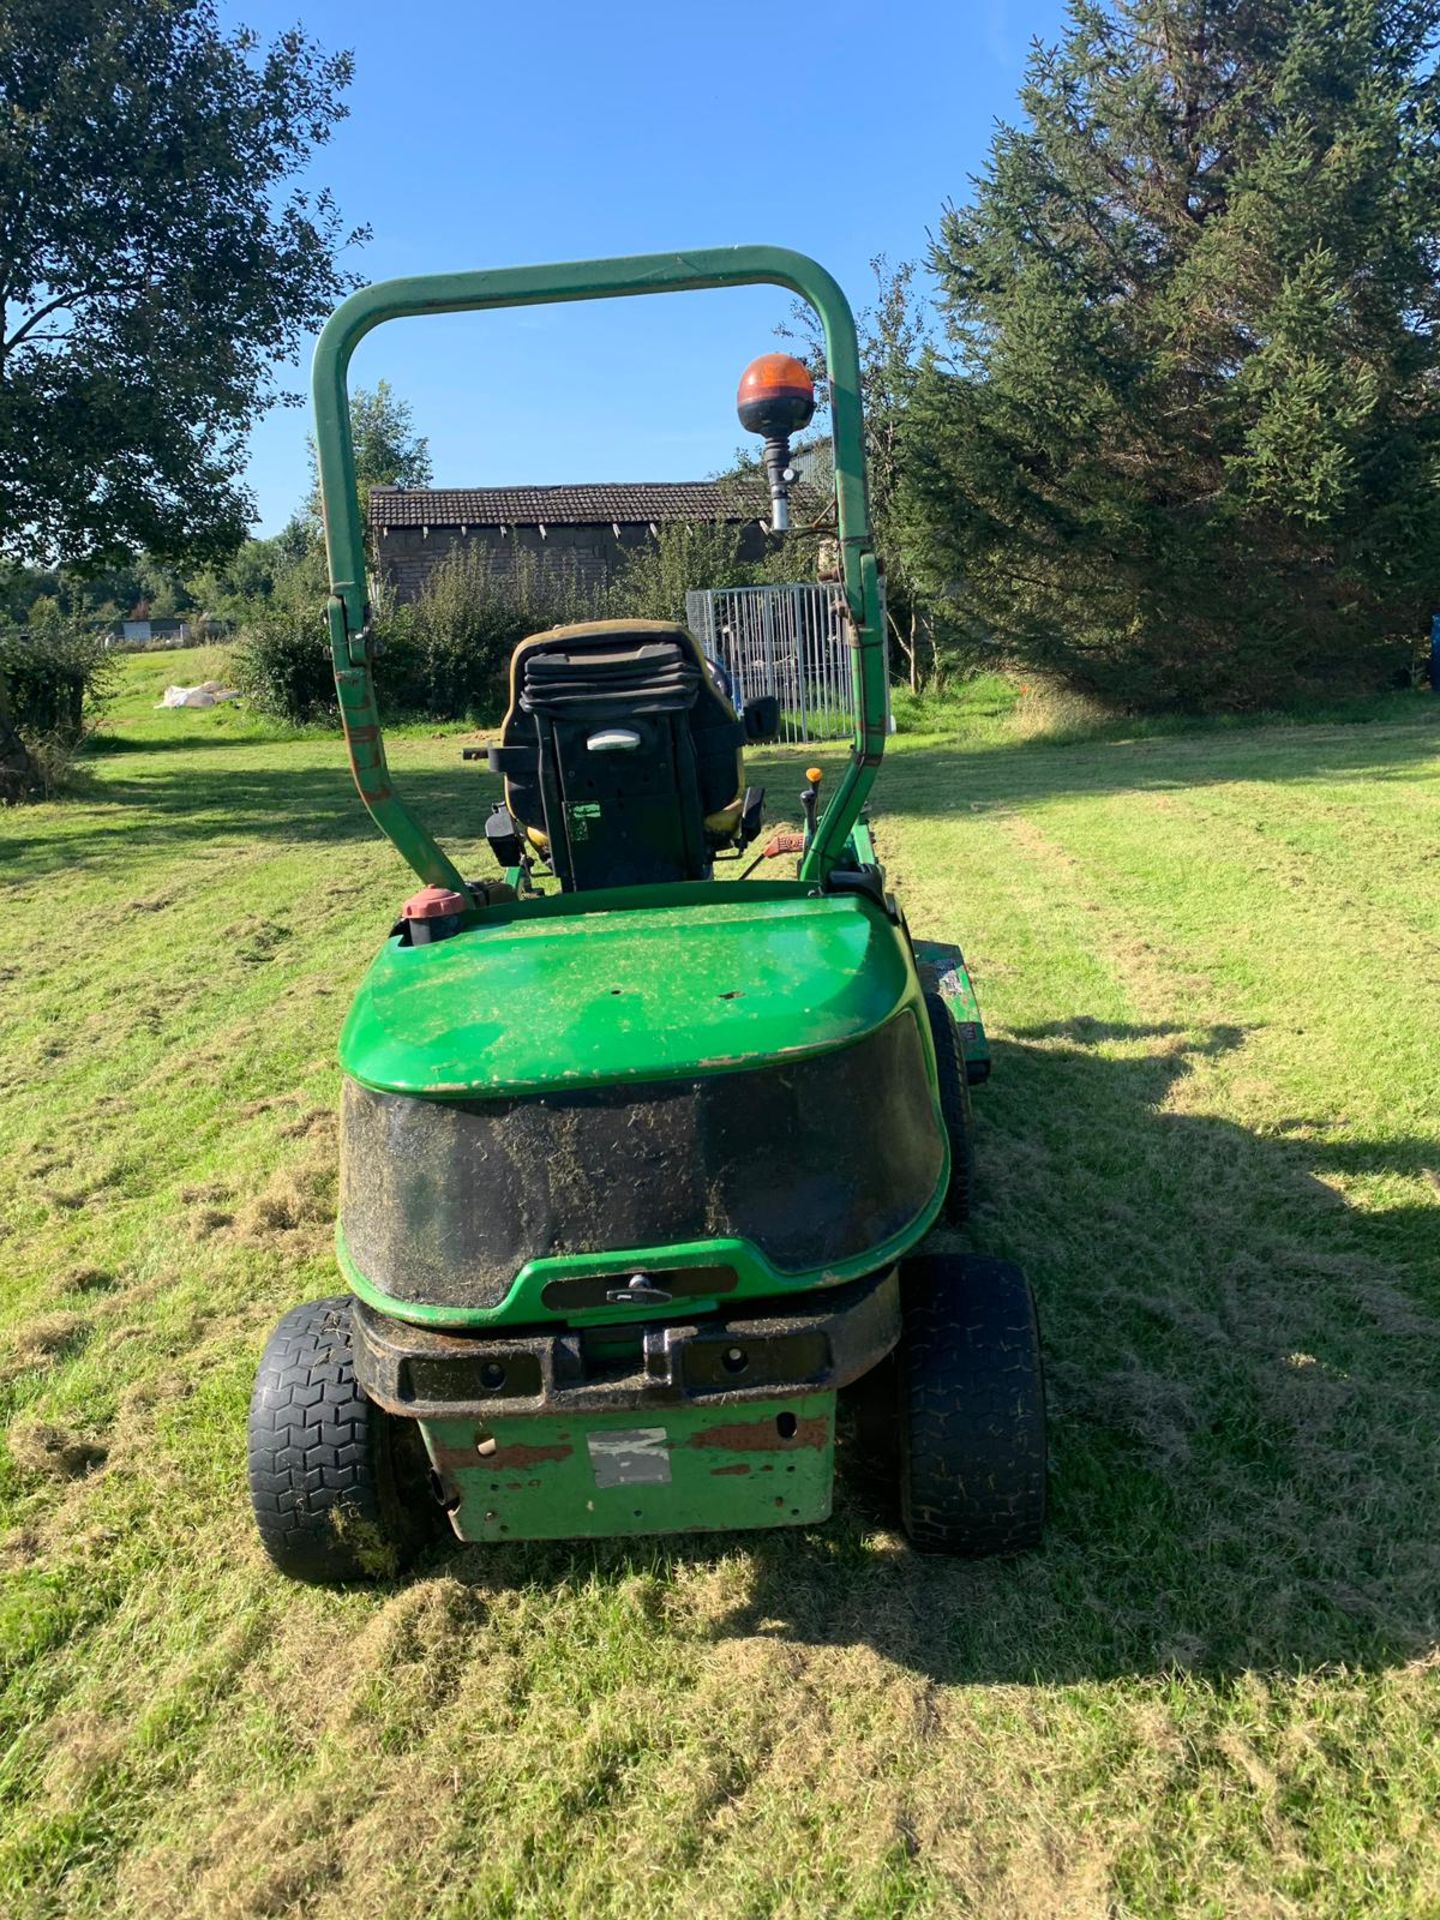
left=1, top=685, right=1439, bottom=1917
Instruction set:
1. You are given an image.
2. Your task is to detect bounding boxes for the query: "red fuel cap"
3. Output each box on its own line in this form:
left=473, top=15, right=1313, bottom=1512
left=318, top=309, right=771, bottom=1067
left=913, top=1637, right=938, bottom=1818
left=401, top=885, right=467, bottom=919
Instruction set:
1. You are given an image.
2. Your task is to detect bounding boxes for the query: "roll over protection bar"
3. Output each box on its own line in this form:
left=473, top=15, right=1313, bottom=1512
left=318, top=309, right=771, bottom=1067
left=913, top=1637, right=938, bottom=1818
left=311, top=247, right=887, bottom=899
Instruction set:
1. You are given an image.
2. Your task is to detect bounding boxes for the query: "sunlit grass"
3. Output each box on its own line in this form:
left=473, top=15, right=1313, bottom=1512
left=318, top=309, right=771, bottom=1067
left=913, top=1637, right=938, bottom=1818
left=2, top=693, right=1439, bottom=1917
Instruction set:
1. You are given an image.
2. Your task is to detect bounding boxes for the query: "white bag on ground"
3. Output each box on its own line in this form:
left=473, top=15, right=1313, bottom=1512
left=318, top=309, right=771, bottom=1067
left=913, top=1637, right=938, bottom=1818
left=158, top=682, right=240, bottom=709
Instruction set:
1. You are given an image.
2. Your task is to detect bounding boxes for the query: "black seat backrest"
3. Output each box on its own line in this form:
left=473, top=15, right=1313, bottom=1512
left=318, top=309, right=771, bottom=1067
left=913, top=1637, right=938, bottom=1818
left=490, top=622, right=744, bottom=891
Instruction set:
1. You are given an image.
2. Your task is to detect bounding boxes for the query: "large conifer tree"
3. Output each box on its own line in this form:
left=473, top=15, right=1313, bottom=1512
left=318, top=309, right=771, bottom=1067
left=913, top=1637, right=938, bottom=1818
left=904, top=0, right=1440, bottom=706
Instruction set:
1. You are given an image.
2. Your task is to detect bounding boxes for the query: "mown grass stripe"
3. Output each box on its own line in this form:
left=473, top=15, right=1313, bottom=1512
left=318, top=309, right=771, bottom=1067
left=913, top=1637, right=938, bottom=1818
left=2, top=669, right=1439, bottom=1917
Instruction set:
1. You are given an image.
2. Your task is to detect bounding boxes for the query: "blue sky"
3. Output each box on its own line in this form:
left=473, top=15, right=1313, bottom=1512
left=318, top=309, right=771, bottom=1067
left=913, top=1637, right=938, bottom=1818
left=225, top=0, right=1070, bottom=534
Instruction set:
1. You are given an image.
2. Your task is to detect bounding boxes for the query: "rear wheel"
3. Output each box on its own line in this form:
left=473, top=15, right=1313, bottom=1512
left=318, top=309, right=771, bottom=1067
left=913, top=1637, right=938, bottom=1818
left=924, top=989, right=975, bottom=1223
left=247, top=1295, right=436, bottom=1584
left=898, top=1252, right=1046, bottom=1556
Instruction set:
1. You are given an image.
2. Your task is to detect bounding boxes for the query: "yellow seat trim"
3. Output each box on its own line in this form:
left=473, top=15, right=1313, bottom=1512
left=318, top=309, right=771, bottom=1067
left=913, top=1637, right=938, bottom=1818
left=704, top=795, right=745, bottom=838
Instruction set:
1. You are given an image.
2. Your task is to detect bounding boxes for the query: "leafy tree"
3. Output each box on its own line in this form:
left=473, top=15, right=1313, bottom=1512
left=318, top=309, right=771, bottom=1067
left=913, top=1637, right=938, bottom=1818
left=351, top=380, right=433, bottom=504
left=185, top=540, right=278, bottom=621
left=310, top=379, right=433, bottom=532
left=0, top=565, right=57, bottom=626
left=134, top=558, right=192, bottom=618
left=0, top=0, right=365, bottom=570
left=903, top=0, right=1440, bottom=708
left=608, top=520, right=755, bottom=623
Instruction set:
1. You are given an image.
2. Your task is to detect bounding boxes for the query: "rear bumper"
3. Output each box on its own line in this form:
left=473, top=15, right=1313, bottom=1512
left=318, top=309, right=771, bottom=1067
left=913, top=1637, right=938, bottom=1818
left=425, top=1392, right=842, bottom=1543
left=355, top=1272, right=898, bottom=1544
left=351, top=1266, right=899, bottom=1421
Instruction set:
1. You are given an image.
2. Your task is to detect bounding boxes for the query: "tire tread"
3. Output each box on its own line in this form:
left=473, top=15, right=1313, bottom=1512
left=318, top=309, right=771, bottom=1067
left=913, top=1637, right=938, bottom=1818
left=898, top=1253, right=1047, bottom=1556
left=248, top=1295, right=395, bottom=1583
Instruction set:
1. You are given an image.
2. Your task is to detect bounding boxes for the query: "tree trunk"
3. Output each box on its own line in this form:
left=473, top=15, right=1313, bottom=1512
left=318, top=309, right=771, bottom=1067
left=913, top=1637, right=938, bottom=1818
left=888, top=607, right=919, bottom=693
left=925, top=617, right=945, bottom=694
left=0, top=671, right=33, bottom=799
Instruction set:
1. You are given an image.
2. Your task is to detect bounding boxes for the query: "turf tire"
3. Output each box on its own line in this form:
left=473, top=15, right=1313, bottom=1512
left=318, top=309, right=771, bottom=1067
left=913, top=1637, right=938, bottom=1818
left=898, top=1252, right=1047, bottom=1556
left=248, top=1295, right=433, bottom=1584
left=924, top=989, right=975, bottom=1224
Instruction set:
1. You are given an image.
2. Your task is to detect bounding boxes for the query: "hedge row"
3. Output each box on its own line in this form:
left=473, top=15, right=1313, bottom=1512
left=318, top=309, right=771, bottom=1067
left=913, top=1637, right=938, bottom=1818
left=233, top=547, right=600, bottom=727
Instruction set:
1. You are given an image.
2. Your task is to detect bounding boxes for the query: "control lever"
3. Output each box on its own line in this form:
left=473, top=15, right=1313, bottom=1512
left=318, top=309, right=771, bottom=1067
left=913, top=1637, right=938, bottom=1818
left=800, top=765, right=823, bottom=844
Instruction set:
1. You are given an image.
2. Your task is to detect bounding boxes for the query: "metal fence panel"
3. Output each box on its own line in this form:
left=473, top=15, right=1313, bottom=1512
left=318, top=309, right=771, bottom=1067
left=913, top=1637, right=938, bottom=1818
left=684, top=583, right=860, bottom=744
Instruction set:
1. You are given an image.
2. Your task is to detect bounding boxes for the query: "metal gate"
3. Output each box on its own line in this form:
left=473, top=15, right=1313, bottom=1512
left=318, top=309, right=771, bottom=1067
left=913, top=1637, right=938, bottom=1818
left=684, top=583, right=859, bottom=745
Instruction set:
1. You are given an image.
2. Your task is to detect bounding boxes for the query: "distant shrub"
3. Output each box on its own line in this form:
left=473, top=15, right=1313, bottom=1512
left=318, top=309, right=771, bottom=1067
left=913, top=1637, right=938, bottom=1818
left=0, top=610, right=112, bottom=800
left=232, top=604, right=334, bottom=725
left=606, top=521, right=755, bottom=624
left=389, top=546, right=599, bottom=722
left=232, top=548, right=602, bottom=727
left=0, top=610, right=112, bottom=743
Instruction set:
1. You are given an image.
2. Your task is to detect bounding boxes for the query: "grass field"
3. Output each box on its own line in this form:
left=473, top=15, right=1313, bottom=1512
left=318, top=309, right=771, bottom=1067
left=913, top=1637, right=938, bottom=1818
left=3, top=651, right=1440, bottom=1918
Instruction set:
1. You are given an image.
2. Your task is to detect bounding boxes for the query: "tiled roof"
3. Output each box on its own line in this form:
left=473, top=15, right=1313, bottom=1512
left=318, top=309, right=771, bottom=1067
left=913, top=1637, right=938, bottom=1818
left=367, top=483, right=769, bottom=530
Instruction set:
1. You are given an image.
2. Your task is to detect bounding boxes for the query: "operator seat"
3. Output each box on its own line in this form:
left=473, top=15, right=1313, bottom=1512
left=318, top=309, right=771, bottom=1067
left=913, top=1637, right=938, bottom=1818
left=487, top=619, right=754, bottom=891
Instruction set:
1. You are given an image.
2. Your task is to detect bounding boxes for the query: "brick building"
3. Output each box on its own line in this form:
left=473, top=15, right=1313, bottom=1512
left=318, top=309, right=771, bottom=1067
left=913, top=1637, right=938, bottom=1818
left=367, top=482, right=772, bottom=603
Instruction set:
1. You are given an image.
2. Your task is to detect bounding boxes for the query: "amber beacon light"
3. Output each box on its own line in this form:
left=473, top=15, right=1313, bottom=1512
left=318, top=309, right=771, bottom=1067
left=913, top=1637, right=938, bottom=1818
left=736, top=352, right=816, bottom=532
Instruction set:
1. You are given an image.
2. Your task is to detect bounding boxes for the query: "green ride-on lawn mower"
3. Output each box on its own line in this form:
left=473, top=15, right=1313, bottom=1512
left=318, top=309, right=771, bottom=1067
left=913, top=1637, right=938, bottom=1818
left=246, top=247, right=1047, bottom=1581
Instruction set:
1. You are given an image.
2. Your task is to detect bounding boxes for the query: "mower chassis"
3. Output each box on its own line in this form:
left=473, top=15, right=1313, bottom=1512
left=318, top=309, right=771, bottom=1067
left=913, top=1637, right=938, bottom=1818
left=351, top=1271, right=899, bottom=1542
left=244, top=245, right=1048, bottom=1581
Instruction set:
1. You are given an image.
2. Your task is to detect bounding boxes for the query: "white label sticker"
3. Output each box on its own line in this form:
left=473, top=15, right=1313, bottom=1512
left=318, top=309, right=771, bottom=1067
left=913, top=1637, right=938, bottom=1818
left=587, top=1427, right=671, bottom=1488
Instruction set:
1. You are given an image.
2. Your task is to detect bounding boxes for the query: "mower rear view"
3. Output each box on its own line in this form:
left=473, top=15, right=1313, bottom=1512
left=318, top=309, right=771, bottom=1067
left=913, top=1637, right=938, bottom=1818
left=246, top=248, right=1046, bottom=1583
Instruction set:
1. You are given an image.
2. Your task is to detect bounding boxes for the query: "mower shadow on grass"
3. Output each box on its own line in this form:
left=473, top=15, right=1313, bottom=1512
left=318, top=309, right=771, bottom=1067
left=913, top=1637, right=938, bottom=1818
left=418, top=1024, right=1439, bottom=1690
left=0, top=760, right=494, bottom=880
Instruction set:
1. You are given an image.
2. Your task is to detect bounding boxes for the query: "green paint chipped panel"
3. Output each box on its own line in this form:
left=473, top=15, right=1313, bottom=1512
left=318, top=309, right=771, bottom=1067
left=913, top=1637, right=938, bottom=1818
left=341, top=882, right=913, bottom=1098
left=422, top=1394, right=836, bottom=1540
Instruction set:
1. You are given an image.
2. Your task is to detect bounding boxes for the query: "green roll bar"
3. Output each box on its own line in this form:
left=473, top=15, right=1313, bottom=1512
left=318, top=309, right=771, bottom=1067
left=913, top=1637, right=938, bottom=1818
left=311, top=246, right=887, bottom=900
